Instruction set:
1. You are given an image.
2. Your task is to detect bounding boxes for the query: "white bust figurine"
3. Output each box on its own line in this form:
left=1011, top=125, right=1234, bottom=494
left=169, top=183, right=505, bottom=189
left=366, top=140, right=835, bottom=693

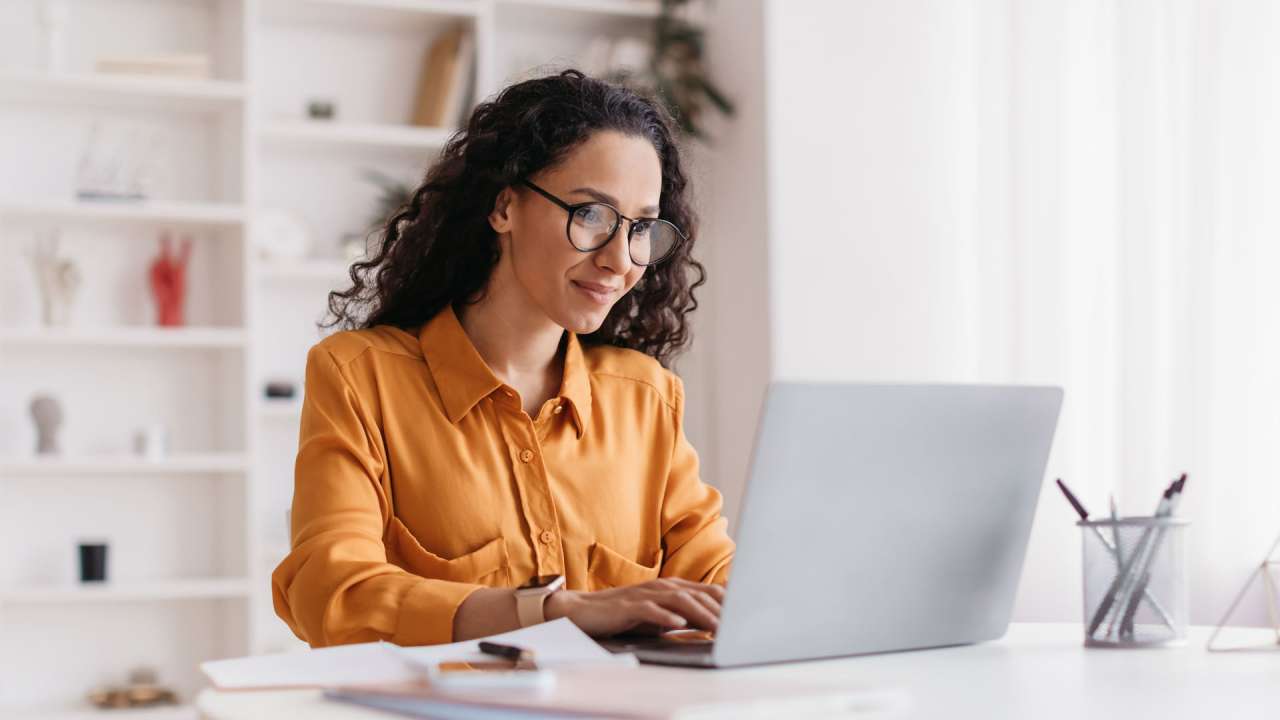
left=29, top=233, right=81, bottom=327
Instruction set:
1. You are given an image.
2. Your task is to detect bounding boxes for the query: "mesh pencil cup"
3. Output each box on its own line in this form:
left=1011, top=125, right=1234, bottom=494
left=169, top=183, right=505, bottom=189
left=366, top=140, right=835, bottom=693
left=1078, top=517, right=1189, bottom=648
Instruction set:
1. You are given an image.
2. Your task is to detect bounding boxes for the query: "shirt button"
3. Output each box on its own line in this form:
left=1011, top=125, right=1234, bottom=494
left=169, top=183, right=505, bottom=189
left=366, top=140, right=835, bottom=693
left=519, top=448, right=534, bottom=463
left=553, top=405, right=564, bottom=414
left=540, top=530, right=555, bottom=544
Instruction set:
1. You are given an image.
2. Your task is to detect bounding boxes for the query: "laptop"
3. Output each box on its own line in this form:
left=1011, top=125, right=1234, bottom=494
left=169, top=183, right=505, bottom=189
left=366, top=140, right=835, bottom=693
left=599, top=381, right=1063, bottom=668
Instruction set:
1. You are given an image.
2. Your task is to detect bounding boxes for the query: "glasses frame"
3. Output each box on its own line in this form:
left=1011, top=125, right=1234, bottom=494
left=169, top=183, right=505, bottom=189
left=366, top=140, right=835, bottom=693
left=519, top=178, right=685, bottom=267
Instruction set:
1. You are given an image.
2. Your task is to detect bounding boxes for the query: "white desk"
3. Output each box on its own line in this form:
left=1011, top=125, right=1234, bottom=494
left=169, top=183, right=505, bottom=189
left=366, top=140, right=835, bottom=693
left=196, top=623, right=1279, bottom=719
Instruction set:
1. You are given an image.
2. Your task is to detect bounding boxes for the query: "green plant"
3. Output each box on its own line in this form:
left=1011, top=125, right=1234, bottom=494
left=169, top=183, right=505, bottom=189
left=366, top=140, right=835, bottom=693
left=607, top=0, right=735, bottom=139
left=362, top=168, right=413, bottom=231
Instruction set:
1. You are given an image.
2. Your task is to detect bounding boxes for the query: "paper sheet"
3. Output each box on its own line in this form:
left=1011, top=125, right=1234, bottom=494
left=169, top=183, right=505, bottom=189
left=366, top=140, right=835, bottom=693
left=393, top=617, right=638, bottom=671
left=201, top=618, right=633, bottom=690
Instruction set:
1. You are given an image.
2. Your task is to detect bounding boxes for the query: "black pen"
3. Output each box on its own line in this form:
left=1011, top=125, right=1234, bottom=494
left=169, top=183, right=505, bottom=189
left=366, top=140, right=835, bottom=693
left=1055, top=478, right=1090, bottom=520
left=479, top=641, right=538, bottom=669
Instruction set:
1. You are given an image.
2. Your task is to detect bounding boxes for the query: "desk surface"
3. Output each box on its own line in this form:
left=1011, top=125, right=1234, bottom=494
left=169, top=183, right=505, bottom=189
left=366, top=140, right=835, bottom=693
left=197, top=623, right=1279, bottom=719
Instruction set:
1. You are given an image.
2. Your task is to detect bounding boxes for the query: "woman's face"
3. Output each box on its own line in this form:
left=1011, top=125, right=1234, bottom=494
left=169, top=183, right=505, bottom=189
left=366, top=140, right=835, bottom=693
left=489, top=130, right=662, bottom=335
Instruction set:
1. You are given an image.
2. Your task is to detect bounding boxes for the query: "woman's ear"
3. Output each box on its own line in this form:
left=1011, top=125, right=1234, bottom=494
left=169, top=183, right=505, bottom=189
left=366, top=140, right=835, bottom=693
left=488, top=186, right=516, bottom=234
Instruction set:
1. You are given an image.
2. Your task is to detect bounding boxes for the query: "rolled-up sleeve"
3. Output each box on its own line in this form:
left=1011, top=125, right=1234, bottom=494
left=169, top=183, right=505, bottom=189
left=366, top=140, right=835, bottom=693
left=270, top=345, right=486, bottom=647
left=657, top=375, right=735, bottom=587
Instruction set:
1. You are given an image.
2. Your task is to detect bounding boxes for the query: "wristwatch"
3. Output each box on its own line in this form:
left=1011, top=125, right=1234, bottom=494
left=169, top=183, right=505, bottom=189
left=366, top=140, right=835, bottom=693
left=514, top=574, right=565, bottom=628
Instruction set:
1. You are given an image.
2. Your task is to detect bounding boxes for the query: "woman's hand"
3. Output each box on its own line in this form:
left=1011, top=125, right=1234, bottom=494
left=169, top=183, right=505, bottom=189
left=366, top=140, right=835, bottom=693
left=542, top=578, right=725, bottom=638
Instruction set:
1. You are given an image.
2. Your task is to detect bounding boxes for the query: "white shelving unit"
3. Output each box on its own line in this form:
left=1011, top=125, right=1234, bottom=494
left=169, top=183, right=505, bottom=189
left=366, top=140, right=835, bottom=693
left=0, top=0, right=662, bottom=715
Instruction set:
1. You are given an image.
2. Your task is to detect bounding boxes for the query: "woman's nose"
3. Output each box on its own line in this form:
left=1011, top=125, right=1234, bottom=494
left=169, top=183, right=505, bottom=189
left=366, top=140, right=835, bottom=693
left=594, top=223, right=634, bottom=275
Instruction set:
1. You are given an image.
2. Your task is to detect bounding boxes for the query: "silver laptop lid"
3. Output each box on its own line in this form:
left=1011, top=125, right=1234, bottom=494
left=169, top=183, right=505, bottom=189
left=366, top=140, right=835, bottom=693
left=712, top=382, right=1062, bottom=667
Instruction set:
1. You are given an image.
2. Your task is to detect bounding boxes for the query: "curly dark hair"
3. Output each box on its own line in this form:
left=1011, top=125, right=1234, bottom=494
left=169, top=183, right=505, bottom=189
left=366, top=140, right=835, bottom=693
left=322, top=69, right=706, bottom=367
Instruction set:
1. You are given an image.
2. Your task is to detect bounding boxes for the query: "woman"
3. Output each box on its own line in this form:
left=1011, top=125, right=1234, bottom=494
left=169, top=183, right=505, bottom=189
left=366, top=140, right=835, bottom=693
left=272, top=70, right=734, bottom=648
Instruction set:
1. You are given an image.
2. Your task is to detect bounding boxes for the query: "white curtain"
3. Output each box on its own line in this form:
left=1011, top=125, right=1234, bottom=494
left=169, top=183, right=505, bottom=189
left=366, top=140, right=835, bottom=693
left=966, top=0, right=1280, bottom=626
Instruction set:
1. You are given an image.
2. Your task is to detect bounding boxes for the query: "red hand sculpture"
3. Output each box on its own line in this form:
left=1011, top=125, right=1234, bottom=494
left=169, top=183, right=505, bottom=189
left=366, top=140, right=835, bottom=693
left=148, top=233, right=193, bottom=327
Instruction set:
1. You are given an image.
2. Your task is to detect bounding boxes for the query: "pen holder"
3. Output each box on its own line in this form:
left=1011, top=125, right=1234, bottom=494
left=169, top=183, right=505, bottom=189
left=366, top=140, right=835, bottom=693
left=1079, top=517, right=1189, bottom=648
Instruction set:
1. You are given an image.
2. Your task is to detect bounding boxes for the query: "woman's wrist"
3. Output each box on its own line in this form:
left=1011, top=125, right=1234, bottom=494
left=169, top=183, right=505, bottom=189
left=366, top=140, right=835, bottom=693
left=543, top=588, right=578, bottom=622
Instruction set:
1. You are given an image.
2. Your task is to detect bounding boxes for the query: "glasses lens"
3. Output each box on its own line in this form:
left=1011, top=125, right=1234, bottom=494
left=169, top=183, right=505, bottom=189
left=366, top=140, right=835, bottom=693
left=567, top=203, right=620, bottom=251
left=629, top=220, right=681, bottom=265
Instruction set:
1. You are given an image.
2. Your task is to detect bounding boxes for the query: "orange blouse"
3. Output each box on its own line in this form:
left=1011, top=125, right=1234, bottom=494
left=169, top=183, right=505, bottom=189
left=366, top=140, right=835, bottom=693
left=271, top=305, right=735, bottom=647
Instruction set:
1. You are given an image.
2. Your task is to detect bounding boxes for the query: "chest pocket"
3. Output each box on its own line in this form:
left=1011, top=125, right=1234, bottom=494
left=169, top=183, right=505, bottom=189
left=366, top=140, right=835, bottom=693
left=386, top=515, right=512, bottom=586
left=587, top=541, right=663, bottom=590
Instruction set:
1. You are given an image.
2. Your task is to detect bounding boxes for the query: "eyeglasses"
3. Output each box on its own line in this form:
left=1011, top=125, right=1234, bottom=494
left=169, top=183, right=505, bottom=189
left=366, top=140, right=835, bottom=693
left=519, top=179, right=685, bottom=267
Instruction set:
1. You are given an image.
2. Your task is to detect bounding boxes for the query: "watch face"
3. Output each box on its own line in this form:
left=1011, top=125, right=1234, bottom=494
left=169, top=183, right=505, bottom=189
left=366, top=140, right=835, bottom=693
left=517, top=574, right=562, bottom=591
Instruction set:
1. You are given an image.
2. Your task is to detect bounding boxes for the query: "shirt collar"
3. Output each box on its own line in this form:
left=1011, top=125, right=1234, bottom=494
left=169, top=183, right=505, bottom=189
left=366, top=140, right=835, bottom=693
left=559, top=330, right=593, bottom=438
left=419, top=305, right=593, bottom=439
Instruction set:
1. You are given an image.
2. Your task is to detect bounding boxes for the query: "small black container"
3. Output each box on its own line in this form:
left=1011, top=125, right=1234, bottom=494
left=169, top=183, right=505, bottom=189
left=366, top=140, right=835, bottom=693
left=79, top=541, right=109, bottom=583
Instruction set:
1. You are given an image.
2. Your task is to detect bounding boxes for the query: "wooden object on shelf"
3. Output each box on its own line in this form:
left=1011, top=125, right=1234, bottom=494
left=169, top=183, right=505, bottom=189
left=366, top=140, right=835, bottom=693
left=411, top=25, right=470, bottom=128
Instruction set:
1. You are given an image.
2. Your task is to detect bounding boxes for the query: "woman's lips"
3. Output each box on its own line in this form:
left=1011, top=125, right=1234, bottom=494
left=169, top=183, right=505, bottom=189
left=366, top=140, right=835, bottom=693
left=572, top=280, right=618, bottom=305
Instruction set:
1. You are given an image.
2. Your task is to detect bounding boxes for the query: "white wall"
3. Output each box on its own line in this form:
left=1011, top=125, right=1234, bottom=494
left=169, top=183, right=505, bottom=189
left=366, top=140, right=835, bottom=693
left=763, top=0, right=982, bottom=383
left=733, top=0, right=1280, bottom=628
left=680, top=0, right=771, bottom=535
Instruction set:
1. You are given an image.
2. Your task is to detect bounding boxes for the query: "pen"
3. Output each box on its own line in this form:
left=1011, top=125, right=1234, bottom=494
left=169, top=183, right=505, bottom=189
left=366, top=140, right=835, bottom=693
left=1109, top=494, right=1123, bottom=570
left=1118, top=475, right=1188, bottom=638
left=479, top=641, right=538, bottom=669
left=1103, top=475, right=1183, bottom=638
left=1055, top=479, right=1090, bottom=520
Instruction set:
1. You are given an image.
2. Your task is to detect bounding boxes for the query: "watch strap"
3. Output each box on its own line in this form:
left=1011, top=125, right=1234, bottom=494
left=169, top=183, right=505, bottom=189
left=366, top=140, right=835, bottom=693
left=516, top=591, right=547, bottom=628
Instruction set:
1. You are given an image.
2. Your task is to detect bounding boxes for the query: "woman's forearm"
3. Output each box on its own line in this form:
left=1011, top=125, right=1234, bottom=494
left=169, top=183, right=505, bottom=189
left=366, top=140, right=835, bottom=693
left=451, top=586, right=578, bottom=641
left=451, top=587, right=523, bottom=641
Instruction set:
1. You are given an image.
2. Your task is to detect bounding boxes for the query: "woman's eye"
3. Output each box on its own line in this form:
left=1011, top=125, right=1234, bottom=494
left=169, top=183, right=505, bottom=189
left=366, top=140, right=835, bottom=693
left=576, top=206, right=603, bottom=224
left=630, top=220, right=653, bottom=237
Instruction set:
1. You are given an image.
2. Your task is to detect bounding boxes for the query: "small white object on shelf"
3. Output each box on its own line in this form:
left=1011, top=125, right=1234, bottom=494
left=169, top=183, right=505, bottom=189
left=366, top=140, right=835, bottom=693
left=132, top=424, right=170, bottom=462
left=253, top=209, right=312, bottom=261
left=39, top=0, right=70, bottom=73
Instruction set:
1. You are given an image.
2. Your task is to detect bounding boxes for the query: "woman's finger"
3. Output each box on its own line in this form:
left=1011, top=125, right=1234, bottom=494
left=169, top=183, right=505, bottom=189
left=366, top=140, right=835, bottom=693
left=657, top=577, right=726, bottom=605
left=629, top=599, right=687, bottom=630
left=651, top=589, right=719, bottom=631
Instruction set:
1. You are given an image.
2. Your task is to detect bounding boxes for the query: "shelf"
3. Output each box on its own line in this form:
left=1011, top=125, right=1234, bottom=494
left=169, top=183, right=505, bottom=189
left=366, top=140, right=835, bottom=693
left=0, top=454, right=249, bottom=476
left=261, top=0, right=479, bottom=30
left=497, top=0, right=662, bottom=19
left=0, top=578, right=252, bottom=605
left=260, top=120, right=455, bottom=152
left=259, top=399, right=304, bottom=419
left=0, top=71, right=245, bottom=114
left=18, top=704, right=197, bottom=720
left=0, top=327, right=247, bottom=350
left=256, top=258, right=353, bottom=280
left=0, top=199, right=246, bottom=228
